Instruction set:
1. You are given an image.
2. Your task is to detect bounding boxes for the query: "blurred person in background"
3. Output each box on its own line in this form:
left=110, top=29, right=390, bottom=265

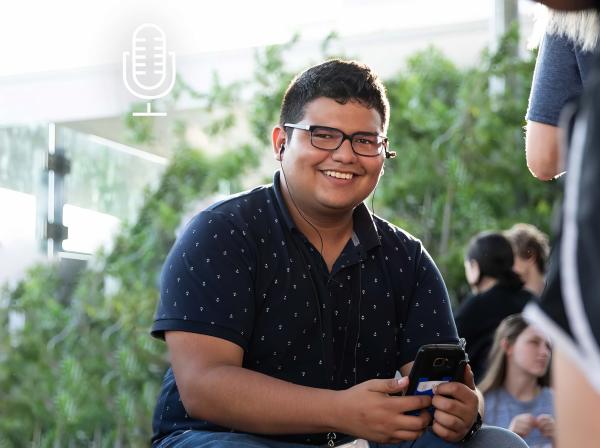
left=524, top=1, right=600, bottom=447
left=479, top=314, right=554, bottom=448
left=455, top=232, right=535, bottom=382
left=504, top=223, right=550, bottom=297
left=525, top=5, right=599, bottom=180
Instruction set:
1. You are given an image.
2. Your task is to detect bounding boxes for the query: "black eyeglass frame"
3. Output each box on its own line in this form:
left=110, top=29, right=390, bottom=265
left=283, top=123, right=396, bottom=159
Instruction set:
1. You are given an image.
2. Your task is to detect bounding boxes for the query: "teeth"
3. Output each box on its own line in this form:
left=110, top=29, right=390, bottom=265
left=324, top=170, right=353, bottom=180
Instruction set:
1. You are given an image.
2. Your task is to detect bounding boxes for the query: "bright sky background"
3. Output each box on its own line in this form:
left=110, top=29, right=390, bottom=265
left=0, top=0, right=534, bottom=79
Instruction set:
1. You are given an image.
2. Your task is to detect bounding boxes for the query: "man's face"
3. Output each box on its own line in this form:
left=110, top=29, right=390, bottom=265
left=275, top=97, right=385, bottom=217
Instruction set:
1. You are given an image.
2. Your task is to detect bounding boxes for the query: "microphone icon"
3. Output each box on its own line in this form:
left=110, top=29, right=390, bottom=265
left=123, top=23, right=176, bottom=117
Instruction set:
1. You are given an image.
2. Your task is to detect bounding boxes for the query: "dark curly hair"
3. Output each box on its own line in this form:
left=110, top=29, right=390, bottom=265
left=279, top=59, right=390, bottom=132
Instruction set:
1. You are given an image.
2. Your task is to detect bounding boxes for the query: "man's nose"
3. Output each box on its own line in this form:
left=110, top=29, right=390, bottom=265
left=331, top=137, right=357, bottom=163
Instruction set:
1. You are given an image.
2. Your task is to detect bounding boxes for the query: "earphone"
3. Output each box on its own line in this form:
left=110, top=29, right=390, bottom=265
left=277, top=139, right=361, bottom=385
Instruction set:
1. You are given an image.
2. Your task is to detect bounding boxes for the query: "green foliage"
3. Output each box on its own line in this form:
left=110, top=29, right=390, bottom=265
left=0, top=148, right=214, bottom=446
left=380, top=28, right=557, bottom=300
left=0, top=29, right=558, bottom=445
left=248, top=34, right=299, bottom=145
left=125, top=101, right=158, bottom=145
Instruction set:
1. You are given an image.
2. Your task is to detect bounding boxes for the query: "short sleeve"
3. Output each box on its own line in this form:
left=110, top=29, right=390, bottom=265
left=526, top=33, right=585, bottom=126
left=151, top=211, right=256, bottom=350
left=398, top=244, right=459, bottom=368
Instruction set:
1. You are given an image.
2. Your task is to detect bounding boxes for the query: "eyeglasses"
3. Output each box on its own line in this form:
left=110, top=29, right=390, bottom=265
left=283, top=123, right=395, bottom=158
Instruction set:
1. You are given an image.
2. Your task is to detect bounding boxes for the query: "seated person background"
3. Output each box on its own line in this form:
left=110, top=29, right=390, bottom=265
left=454, top=231, right=534, bottom=382
left=479, top=314, right=554, bottom=448
left=149, top=60, right=527, bottom=448
left=504, top=223, right=550, bottom=297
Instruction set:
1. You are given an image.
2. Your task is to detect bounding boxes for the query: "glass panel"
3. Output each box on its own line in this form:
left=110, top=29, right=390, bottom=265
left=0, top=124, right=48, bottom=194
left=0, top=124, right=168, bottom=274
left=0, top=187, right=44, bottom=286
left=56, top=126, right=167, bottom=223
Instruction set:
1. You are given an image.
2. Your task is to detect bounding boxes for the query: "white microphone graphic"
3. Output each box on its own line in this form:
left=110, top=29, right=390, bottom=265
left=123, top=23, right=176, bottom=117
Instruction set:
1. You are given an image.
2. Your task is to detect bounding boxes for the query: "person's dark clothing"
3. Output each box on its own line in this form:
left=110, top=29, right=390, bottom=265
left=454, top=284, right=534, bottom=382
left=151, top=171, right=459, bottom=446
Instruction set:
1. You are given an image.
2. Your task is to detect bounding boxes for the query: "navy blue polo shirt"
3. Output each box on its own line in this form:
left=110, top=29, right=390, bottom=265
left=151, top=171, right=458, bottom=445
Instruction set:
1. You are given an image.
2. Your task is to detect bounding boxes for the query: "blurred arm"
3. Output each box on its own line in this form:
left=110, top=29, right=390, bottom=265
left=525, top=120, right=565, bottom=181
left=553, top=349, right=600, bottom=448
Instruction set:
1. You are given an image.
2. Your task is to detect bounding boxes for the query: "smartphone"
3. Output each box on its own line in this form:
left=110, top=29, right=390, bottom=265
left=403, top=343, right=468, bottom=398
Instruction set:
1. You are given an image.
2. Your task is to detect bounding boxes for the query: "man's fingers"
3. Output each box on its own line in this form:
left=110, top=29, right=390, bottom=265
left=393, top=411, right=431, bottom=431
left=368, top=377, right=409, bottom=394
left=431, top=419, right=462, bottom=442
left=394, top=394, right=432, bottom=412
left=434, top=381, right=475, bottom=407
left=433, top=408, right=467, bottom=432
left=464, top=363, right=476, bottom=390
left=387, top=411, right=431, bottom=440
left=431, top=394, right=466, bottom=423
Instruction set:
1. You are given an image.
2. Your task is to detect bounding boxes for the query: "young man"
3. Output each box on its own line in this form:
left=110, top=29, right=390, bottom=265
left=150, top=60, right=526, bottom=448
left=504, top=223, right=550, bottom=297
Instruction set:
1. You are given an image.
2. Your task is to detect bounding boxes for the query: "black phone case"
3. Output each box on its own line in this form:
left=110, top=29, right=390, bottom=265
left=403, top=343, right=468, bottom=396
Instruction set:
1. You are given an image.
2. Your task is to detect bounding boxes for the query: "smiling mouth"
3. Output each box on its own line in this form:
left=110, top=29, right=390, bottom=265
left=323, top=170, right=354, bottom=180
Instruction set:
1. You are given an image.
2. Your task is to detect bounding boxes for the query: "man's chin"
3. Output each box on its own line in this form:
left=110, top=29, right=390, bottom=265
left=319, top=199, right=363, bottom=214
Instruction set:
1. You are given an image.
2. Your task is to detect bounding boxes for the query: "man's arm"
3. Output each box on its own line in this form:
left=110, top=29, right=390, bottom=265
left=167, top=331, right=433, bottom=443
left=525, top=121, right=564, bottom=180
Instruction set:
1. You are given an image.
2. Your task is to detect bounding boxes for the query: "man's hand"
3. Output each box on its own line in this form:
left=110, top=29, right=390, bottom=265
left=536, top=413, right=555, bottom=439
left=430, top=364, right=479, bottom=442
left=333, top=376, right=432, bottom=444
left=509, top=413, right=537, bottom=437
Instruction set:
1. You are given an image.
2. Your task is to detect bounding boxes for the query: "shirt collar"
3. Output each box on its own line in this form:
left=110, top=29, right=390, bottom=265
left=272, top=170, right=381, bottom=254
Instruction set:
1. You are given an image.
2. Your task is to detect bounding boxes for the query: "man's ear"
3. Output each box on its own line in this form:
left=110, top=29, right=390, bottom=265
left=272, top=126, right=286, bottom=161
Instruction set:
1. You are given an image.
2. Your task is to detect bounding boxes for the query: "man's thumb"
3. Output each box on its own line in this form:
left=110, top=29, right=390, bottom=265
left=379, top=376, right=409, bottom=394
left=464, top=363, right=476, bottom=390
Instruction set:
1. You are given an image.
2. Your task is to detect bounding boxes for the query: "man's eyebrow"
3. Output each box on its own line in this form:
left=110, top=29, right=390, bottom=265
left=314, top=125, right=383, bottom=136
left=353, top=130, right=380, bottom=135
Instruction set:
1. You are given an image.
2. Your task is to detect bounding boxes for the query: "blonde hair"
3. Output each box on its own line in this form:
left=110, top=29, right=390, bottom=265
left=531, top=5, right=600, bottom=51
left=478, top=314, right=551, bottom=395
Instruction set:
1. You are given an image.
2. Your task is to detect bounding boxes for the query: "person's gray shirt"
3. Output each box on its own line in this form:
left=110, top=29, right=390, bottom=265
left=527, top=32, right=595, bottom=126
left=484, top=387, right=554, bottom=448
